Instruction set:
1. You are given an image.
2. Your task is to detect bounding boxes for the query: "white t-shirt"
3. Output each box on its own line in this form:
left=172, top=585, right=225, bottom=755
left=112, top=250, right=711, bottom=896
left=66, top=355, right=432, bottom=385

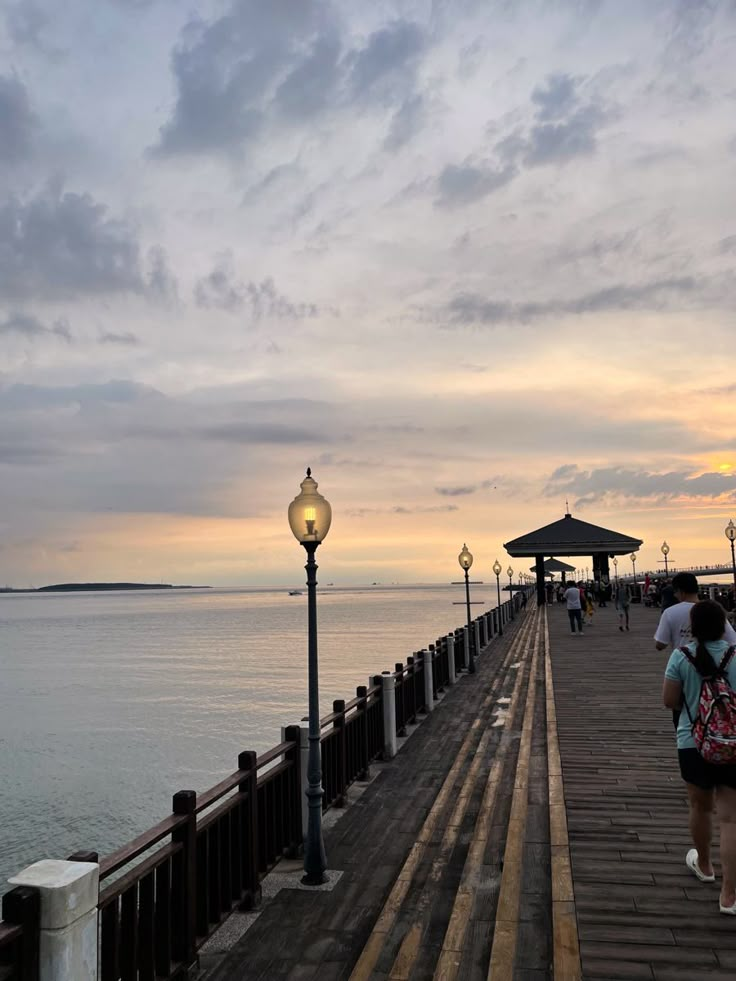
left=654, top=600, right=736, bottom=648
left=564, top=586, right=582, bottom=610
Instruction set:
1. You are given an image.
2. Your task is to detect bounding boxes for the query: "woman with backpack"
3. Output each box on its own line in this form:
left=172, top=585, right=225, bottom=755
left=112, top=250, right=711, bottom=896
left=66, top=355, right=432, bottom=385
left=663, top=600, right=736, bottom=914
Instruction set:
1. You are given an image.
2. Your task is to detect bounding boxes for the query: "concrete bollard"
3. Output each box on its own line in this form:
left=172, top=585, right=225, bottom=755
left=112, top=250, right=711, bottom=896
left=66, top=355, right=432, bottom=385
left=9, top=860, right=98, bottom=981
left=381, top=672, right=397, bottom=759
left=422, top=650, right=434, bottom=712
left=447, top=632, right=456, bottom=685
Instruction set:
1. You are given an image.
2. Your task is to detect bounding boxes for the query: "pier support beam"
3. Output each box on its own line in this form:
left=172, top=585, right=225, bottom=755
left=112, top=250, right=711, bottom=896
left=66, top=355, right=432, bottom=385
left=381, top=672, right=397, bottom=759
left=9, top=860, right=98, bottom=981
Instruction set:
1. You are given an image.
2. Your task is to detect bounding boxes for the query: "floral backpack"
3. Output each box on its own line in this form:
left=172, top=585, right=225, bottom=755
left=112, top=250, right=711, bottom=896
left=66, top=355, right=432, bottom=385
left=682, top=646, right=736, bottom=764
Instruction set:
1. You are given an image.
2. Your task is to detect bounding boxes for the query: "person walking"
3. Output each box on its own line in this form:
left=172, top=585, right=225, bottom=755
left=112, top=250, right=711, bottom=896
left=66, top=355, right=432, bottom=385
left=615, top=581, right=632, bottom=631
left=655, top=573, right=736, bottom=653
left=564, top=581, right=583, bottom=635
left=662, top=600, right=736, bottom=914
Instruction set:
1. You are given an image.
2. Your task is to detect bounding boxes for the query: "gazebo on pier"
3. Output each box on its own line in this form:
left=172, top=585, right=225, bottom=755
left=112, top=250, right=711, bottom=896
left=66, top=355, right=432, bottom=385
left=505, top=510, right=643, bottom=606
left=530, top=558, right=577, bottom=582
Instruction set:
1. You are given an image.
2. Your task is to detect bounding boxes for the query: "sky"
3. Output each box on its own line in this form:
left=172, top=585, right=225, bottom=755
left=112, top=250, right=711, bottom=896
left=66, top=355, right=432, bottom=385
left=1, top=0, right=735, bottom=587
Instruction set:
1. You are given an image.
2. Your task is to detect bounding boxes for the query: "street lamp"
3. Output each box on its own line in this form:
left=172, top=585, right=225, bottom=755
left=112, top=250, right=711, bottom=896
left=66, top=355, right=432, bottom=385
left=493, top=559, right=503, bottom=636
left=288, top=468, right=332, bottom=885
left=613, top=557, right=618, bottom=584
left=661, top=540, right=670, bottom=576
left=458, top=544, right=476, bottom=675
left=507, top=566, right=514, bottom=619
left=726, top=520, right=736, bottom=600
left=630, top=552, right=637, bottom=592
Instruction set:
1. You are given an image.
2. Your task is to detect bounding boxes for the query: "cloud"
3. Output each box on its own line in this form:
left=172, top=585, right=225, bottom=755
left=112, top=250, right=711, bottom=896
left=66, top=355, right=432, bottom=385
left=346, top=20, right=425, bottom=107
left=436, top=485, right=476, bottom=497
left=154, top=0, right=332, bottom=156
left=0, top=74, right=37, bottom=164
left=435, top=161, right=516, bottom=207
left=544, top=465, right=736, bottom=507
left=154, top=3, right=425, bottom=157
left=384, top=94, right=425, bottom=151
left=444, top=276, right=703, bottom=325
left=0, top=311, right=71, bottom=341
left=194, top=254, right=317, bottom=319
left=99, top=331, right=139, bottom=346
left=0, top=185, right=144, bottom=300
left=523, top=103, right=607, bottom=166
left=530, top=73, right=580, bottom=121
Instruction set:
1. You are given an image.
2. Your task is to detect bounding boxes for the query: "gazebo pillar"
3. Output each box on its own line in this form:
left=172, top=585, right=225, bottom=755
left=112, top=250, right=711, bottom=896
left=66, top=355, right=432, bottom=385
left=535, top=554, right=546, bottom=606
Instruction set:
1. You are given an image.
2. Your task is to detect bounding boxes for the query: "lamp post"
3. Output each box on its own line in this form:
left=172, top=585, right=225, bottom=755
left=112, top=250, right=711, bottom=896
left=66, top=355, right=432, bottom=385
left=493, top=559, right=503, bottom=636
left=726, top=520, right=736, bottom=600
left=288, top=468, right=332, bottom=885
left=507, top=566, right=514, bottom=619
left=661, top=540, right=670, bottom=576
left=458, top=544, right=476, bottom=675
left=630, top=552, right=637, bottom=589
left=613, top=557, right=618, bottom=584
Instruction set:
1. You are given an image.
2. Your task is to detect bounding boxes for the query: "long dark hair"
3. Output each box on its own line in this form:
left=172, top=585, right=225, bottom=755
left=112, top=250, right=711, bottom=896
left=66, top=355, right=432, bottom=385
left=688, top=600, right=728, bottom=675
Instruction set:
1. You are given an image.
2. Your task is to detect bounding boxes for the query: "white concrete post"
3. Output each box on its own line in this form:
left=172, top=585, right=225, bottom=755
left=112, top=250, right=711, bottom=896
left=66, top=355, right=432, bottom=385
left=422, top=649, right=434, bottom=712
left=463, top=626, right=470, bottom=671
left=474, top=621, right=481, bottom=659
left=447, top=632, right=457, bottom=685
left=9, top=860, right=98, bottom=981
left=381, top=672, right=397, bottom=759
left=295, top=722, right=309, bottom=839
left=709, top=586, right=717, bottom=601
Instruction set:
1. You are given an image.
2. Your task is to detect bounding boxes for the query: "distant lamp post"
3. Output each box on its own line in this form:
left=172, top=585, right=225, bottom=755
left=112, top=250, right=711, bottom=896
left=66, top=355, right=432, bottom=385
left=507, top=566, right=514, bottom=619
left=630, top=552, right=637, bottom=586
left=726, top=521, right=736, bottom=598
left=288, top=468, right=332, bottom=885
left=613, top=557, right=618, bottom=584
left=493, top=559, right=503, bottom=636
left=661, top=540, right=670, bottom=576
left=458, top=544, right=476, bottom=675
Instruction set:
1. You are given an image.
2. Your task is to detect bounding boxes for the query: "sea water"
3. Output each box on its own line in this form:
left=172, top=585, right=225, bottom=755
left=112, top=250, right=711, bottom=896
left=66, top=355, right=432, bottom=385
left=0, top=584, right=492, bottom=883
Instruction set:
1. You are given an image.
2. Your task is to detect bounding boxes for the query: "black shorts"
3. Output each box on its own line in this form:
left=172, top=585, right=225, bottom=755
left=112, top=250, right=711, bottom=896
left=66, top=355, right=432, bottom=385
left=678, top=748, right=736, bottom=790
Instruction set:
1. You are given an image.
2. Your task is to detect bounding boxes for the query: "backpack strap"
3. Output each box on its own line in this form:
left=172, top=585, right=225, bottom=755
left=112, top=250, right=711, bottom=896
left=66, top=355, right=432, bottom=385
left=719, top=646, right=736, bottom=674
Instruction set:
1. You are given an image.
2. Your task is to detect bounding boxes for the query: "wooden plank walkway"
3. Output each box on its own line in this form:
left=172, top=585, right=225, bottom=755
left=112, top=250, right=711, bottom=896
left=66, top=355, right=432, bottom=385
left=549, top=600, right=736, bottom=980
left=201, top=599, right=732, bottom=981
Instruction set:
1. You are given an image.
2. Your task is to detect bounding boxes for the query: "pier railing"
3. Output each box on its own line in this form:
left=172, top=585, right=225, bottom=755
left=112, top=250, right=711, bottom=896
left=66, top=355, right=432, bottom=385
left=1, top=588, right=530, bottom=980
left=0, top=888, right=39, bottom=981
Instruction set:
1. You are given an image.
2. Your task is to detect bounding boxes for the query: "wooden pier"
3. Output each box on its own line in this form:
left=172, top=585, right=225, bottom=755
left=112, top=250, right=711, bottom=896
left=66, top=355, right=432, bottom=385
left=200, top=603, right=736, bottom=981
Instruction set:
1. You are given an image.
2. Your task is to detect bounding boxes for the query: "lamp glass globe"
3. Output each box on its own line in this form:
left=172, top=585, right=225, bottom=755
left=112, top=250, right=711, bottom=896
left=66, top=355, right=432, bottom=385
left=288, top=469, right=332, bottom=544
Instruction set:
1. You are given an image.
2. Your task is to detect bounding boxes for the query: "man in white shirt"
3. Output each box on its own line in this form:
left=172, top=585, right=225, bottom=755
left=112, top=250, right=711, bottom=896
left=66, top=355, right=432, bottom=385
left=654, top=572, right=736, bottom=651
left=655, top=571, right=736, bottom=728
left=564, top=582, right=584, bottom=635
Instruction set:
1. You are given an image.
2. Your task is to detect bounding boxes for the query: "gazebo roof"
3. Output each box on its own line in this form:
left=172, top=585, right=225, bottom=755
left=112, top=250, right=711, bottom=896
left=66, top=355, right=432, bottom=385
left=505, top=511, right=643, bottom=558
left=529, top=558, right=577, bottom=574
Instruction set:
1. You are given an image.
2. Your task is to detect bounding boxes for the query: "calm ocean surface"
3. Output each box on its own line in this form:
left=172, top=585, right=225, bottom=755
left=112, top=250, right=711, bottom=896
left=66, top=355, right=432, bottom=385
left=0, top=584, right=493, bottom=884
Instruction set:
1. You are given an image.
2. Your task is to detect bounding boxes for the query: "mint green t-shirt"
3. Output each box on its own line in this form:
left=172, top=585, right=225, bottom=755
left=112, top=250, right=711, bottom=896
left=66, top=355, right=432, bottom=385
left=665, top=640, right=734, bottom=750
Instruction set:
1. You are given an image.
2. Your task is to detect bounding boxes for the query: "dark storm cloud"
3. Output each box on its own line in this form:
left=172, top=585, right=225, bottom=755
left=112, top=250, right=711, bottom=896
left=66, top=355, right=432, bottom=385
left=154, top=0, right=425, bottom=157
left=444, top=276, right=700, bottom=325
left=0, top=74, right=37, bottom=164
left=0, top=311, right=71, bottom=341
left=435, top=161, right=516, bottom=207
left=194, top=254, right=317, bottom=319
left=0, top=186, right=143, bottom=300
left=545, top=465, right=736, bottom=507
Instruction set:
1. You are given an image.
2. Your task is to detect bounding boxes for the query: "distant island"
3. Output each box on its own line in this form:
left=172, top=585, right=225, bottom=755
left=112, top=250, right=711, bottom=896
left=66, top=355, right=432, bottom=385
left=0, top=583, right=210, bottom=593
